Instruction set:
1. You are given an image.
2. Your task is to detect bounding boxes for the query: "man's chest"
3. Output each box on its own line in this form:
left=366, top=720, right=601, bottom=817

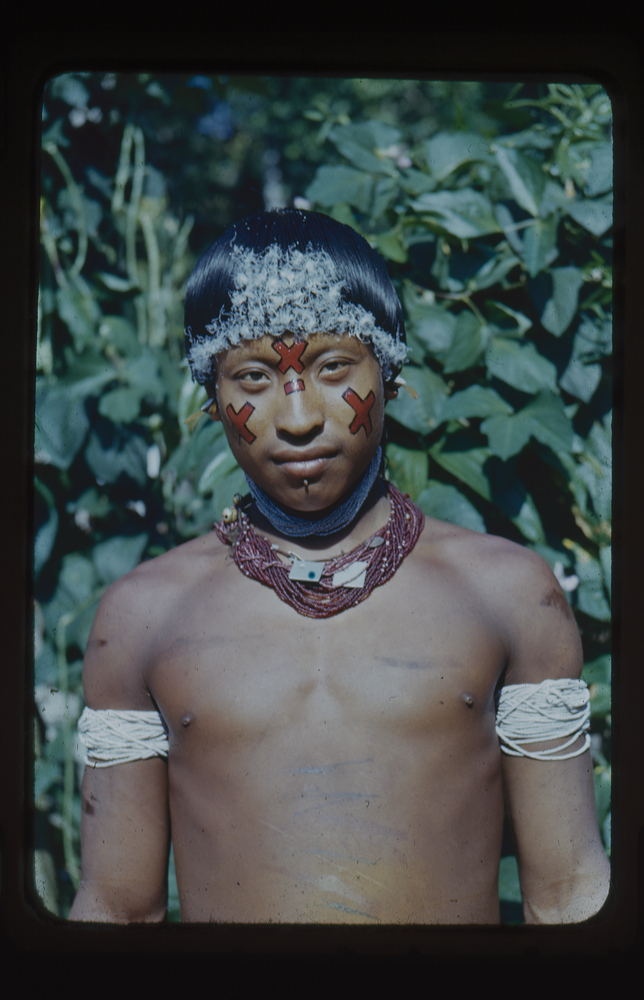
left=145, top=556, right=506, bottom=744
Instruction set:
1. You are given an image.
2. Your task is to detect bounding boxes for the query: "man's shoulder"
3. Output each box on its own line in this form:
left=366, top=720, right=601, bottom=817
left=105, top=529, right=226, bottom=605
left=82, top=530, right=228, bottom=707
left=415, top=516, right=556, bottom=599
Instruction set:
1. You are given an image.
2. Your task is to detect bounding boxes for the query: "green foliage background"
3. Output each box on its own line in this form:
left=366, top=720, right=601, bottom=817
left=34, top=74, right=612, bottom=923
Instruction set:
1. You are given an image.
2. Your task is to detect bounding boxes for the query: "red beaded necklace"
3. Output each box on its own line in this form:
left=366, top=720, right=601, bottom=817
left=213, top=481, right=424, bottom=619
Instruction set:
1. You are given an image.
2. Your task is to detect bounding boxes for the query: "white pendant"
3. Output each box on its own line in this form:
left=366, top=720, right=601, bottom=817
left=332, top=561, right=368, bottom=588
left=289, top=560, right=324, bottom=583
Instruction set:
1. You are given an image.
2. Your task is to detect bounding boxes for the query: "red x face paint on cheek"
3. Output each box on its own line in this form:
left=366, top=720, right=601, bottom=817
left=226, top=402, right=256, bottom=444
left=342, top=387, right=375, bottom=437
left=284, top=379, right=305, bottom=395
left=271, top=338, right=307, bottom=374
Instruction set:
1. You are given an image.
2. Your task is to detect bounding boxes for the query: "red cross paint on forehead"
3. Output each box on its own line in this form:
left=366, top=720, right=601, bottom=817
left=342, top=388, right=375, bottom=437
left=271, top=338, right=307, bottom=374
left=226, top=402, right=256, bottom=444
left=284, top=379, right=305, bottom=395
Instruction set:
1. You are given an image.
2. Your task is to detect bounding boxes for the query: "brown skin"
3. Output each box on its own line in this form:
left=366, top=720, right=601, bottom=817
left=70, top=334, right=610, bottom=924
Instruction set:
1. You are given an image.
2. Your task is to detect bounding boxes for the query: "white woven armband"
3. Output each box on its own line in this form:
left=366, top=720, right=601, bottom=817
left=495, top=679, right=591, bottom=761
left=77, top=707, right=169, bottom=768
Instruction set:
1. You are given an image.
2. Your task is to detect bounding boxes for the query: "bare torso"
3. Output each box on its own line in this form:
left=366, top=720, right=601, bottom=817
left=127, top=508, right=511, bottom=924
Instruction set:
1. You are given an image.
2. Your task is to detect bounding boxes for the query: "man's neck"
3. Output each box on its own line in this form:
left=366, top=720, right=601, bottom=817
left=246, top=479, right=391, bottom=562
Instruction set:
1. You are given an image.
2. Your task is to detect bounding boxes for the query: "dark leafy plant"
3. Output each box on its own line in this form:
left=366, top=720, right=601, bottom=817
left=34, top=76, right=611, bottom=922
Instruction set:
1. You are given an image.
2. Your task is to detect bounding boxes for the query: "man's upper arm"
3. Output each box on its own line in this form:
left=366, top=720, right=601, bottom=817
left=496, top=549, right=610, bottom=923
left=70, top=575, right=170, bottom=923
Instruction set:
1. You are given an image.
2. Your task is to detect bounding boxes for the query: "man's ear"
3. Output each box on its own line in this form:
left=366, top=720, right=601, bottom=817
left=384, top=386, right=399, bottom=402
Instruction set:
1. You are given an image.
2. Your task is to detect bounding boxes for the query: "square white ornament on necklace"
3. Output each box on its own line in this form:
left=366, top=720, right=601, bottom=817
left=332, top=561, right=368, bottom=588
left=289, top=560, right=324, bottom=583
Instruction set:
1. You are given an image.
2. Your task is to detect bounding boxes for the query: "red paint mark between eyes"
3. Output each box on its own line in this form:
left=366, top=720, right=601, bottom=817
left=284, top=379, right=305, bottom=395
left=272, top=338, right=307, bottom=374
left=226, top=402, right=256, bottom=444
left=343, top=388, right=375, bottom=437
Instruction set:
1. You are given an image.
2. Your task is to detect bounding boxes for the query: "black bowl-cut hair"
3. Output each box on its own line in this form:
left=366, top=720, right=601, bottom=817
left=183, top=208, right=406, bottom=391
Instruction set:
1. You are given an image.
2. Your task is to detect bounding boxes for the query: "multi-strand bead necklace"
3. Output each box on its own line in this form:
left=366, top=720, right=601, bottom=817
left=214, top=481, right=424, bottom=619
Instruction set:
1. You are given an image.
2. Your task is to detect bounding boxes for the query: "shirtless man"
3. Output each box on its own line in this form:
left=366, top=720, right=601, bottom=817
left=70, top=209, right=610, bottom=925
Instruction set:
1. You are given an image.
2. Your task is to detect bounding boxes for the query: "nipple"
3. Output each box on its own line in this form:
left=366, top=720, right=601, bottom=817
left=182, top=713, right=195, bottom=728
left=461, top=694, right=474, bottom=708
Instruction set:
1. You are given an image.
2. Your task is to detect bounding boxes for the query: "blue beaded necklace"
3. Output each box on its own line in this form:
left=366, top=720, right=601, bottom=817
left=244, top=447, right=382, bottom=537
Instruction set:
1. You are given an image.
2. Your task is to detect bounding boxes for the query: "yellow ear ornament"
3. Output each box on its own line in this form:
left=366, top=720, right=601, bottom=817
left=184, top=397, right=218, bottom=432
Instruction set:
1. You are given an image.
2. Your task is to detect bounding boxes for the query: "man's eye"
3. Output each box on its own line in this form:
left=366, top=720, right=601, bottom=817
left=321, top=360, right=349, bottom=374
left=239, top=370, right=268, bottom=382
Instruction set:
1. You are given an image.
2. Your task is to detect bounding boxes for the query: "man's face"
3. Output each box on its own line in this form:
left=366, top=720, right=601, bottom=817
left=213, top=332, right=390, bottom=513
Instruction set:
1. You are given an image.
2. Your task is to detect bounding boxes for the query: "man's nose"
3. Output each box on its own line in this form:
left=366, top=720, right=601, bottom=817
left=275, top=380, right=325, bottom=438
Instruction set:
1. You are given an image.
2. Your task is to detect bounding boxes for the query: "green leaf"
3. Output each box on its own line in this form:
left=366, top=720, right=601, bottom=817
left=485, top=338, right=558, bottom=393
left=399, top=169, right=436, bottom=196
left=582, top=655, right=611, bottom=687
left=410, top=189, right=500, bottom=239
left=123, top=351, right=167, bottom=406
left=522, top=215, right=559, bottom=277
left=34, top=479, right=59, bottom=579
left=401, top=288, right=456, bottom=356
left=416, top=481, right=486, bottom=533
left=481, top=412, right=532, bottom=460
left=385, top=444, right=428, bottom=501
left=35, top=758, right=62, bottom=800
left=559, top=357, right=602, bottom=403
left=327, top=129, right=397, bottom=177
left=98, top=387, right=142, bottom=424
left=98, top=315, right=141, bottom=356
left=482, top=392, right=573, bottom=460
left=49, top=73, right=89, bottom=109
left=429, top=439, right=492, bottom=500
left=329, top=120, right=401, bottom=165
left=587, top=414, right=612, bottom=469
left=35, top=380, right=90, bottom=469
left=575, top=555, right=611, bottom=621
left=441, top=385, right=513, bottom=422
left=374, top=230, right=407, bottom=263
left=565, top=194, right=613, bottom=237
left=413, top=309, right=455, bottom=356
left=442, top=312, right=487, bottom=373
left=540, top=267, right=586, bottom=336
left=574, top=316, right=612, bottom=362
left=513, top=391, right=574, bottom=454
left=55, top=285, right=102, bottom=352
left=58, top=552, right=98, bottom=605
left=198, top=446, right=240, bottom=494
left=386, top=365, right=448, bottom=435
left=84, top=430, right=149, bottom=486
left=493, top=145, right=546, bottom=217
left=560, top=140, right=612, bottom=197
left=371, top=177, right=398, bottom=220
left=424, top=130, right=490, bottom=181
left=510, top=496, right=547, bottom=544
left=583, top=141, right=613, bottom=197
left=93, top=533, right=149, bottom=585
left=67, top=487, right=112, bottom=520
left=498, top=856, right=522, bottom=904
left=466, top=248, right=522, bottom=293
left=484, top=301, right=532, bottom=338
left=306, top=165, right=373, bottom=213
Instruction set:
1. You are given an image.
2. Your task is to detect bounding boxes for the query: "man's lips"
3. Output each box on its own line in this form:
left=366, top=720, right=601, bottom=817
left=272, top=450, right=337, bottom=479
